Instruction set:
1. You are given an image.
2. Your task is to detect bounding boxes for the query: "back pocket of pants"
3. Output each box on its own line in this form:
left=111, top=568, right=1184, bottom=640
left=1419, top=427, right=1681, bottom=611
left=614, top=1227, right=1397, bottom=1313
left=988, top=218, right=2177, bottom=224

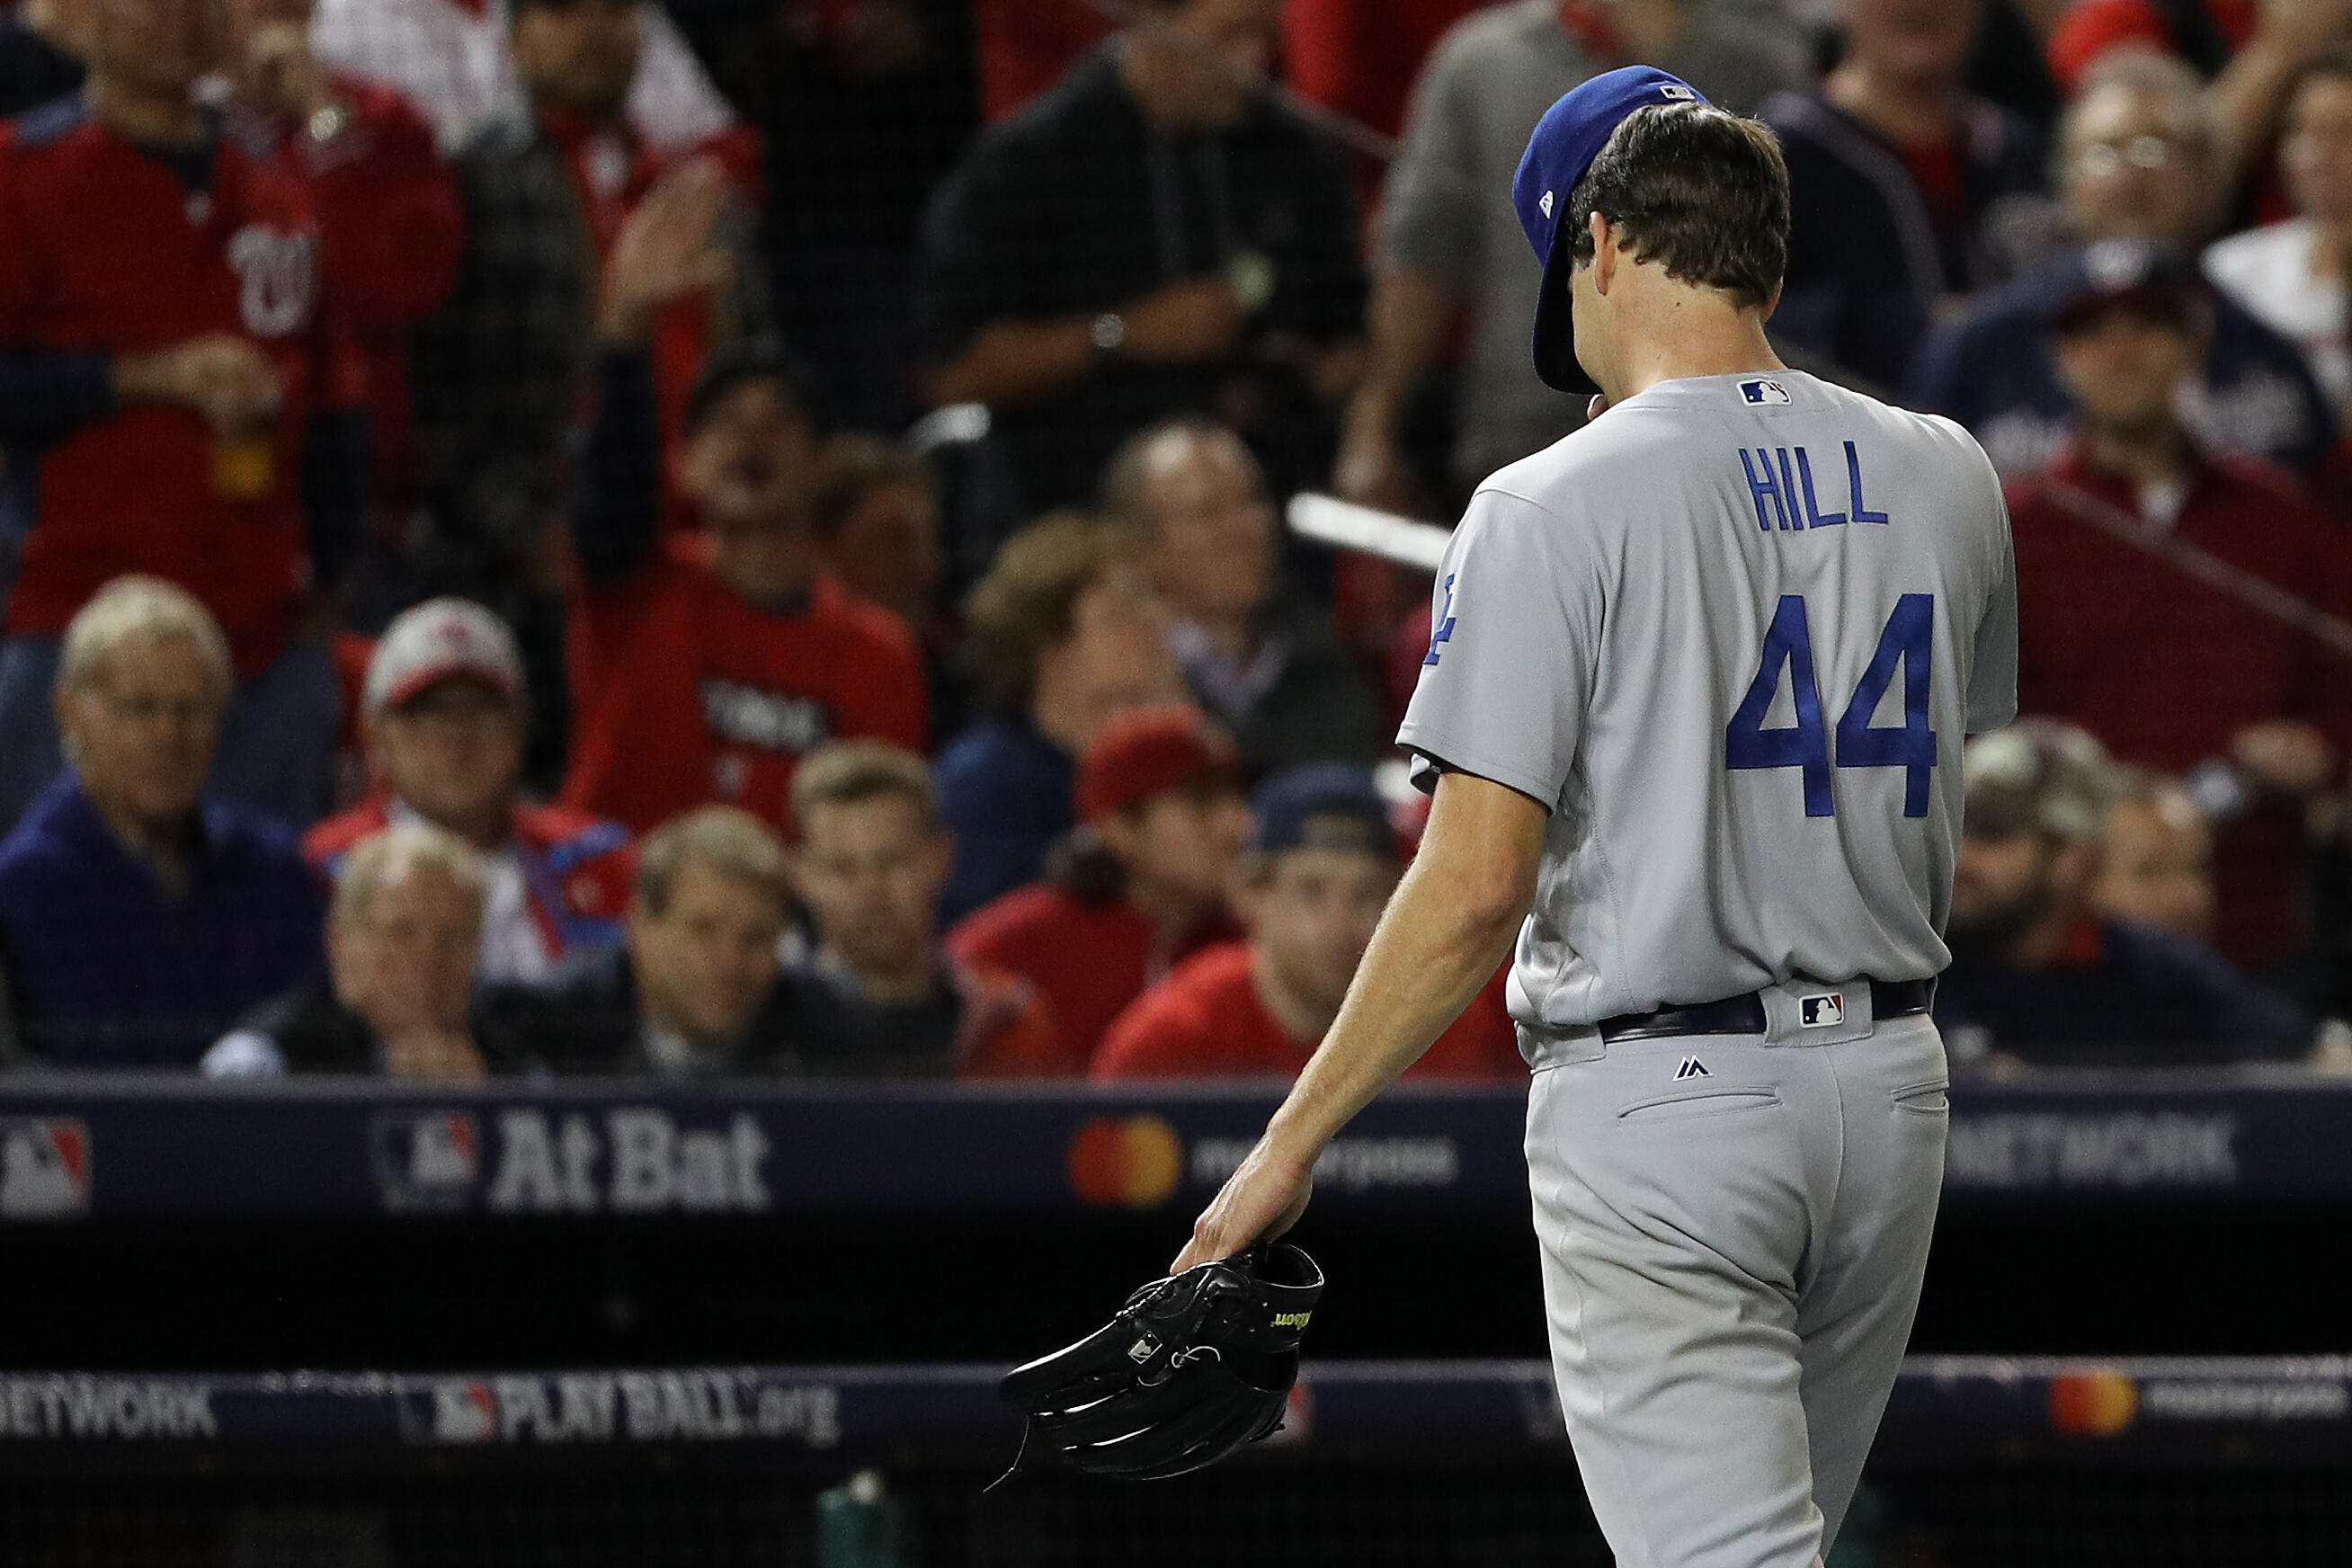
left=1615, top=1086, right=1781, bottom=1124
left=1891, top=1079, right=1950, bottom=1115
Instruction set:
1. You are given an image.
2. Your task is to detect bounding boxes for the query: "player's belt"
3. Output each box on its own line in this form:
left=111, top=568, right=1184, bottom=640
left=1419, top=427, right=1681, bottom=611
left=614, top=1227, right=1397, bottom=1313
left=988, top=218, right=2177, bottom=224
left=1595, top=979, right=1936, bottom=1043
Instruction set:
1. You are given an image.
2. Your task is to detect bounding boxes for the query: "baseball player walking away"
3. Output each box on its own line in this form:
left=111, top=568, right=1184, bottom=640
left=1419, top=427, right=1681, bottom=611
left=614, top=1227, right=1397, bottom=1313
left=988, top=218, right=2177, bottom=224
left=1176, top=67, right=2018, bottom=1568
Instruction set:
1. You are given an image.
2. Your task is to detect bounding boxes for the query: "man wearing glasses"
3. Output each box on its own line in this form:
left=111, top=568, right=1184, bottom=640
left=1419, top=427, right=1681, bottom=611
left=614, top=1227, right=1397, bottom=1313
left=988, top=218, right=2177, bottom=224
left=1913, top=49, right=2335, bottom=478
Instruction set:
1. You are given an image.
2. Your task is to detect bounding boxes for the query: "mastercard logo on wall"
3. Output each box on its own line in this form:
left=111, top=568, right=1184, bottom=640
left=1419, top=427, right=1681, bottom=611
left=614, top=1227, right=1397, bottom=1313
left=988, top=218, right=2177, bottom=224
left=1067, top=1115, right=1185, bottom=1208
left=2049, top=1367, right=2140, bottom=1436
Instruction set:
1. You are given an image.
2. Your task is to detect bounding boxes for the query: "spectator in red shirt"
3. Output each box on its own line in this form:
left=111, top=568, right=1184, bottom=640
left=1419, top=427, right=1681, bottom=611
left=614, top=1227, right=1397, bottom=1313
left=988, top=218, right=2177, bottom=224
left=0, top=0, right=367, bottom=830
left=1092, top=762, right=1520, bottom=1082
left=949, top=705, right=1247, bottom=1066
left=220, top=0, right=464, bottom=600
left=306, top=599, right=635, bottom=987
left=780, top=740, right=1064, bottom=1076
left=2006, top=241, right=2352, bottom=968
left=566, top=342, right=928, bottom=834
left=811, top=432, right=967, bottom=736
left=404, top=0, right=771, bottom=787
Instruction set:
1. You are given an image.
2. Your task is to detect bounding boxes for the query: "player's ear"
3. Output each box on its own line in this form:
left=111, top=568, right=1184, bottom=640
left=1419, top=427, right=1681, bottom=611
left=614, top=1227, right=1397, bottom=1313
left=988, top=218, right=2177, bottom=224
left=1588, top=211, right=1617, bottom=294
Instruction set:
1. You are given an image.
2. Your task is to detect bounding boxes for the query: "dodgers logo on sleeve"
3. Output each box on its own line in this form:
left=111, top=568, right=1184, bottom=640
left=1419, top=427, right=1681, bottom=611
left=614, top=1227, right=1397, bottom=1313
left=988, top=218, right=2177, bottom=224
left=1422, top=575, right=1458, bottom=666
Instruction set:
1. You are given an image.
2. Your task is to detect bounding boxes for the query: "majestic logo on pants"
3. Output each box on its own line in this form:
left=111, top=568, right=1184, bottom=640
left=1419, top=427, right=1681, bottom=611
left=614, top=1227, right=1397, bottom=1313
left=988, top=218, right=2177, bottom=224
left=1673, top=1057, right=1710, bottom=1081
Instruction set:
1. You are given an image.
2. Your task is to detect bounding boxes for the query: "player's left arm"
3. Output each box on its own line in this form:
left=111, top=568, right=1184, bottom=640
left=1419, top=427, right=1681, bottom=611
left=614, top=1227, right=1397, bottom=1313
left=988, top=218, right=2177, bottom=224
left=1172, top=768, right=1546, bottom=1271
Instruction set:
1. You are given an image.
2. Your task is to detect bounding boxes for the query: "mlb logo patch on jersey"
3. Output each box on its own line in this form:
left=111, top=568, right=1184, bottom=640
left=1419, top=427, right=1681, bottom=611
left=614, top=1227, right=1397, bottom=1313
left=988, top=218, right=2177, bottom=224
left=1739, top=379, right=1791, bottom=405
left=1799, top=993, right=1845, bottom=1029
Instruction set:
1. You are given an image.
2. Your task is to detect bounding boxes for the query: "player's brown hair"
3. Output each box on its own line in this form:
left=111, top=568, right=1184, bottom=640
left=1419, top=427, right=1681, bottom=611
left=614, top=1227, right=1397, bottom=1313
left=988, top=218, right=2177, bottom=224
left=635, top=806, right=792, bottom=918
left=790, top=740, right=941, bottom=834
left=1563, top=102, right=1789, bottom=311
left=963, top=511, right=1143, bottom=714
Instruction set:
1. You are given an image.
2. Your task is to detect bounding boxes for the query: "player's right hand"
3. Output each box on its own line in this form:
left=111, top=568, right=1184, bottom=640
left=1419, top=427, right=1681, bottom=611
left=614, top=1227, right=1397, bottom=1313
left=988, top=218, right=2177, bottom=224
left=1172, top=1134, right=1314, bottom=1274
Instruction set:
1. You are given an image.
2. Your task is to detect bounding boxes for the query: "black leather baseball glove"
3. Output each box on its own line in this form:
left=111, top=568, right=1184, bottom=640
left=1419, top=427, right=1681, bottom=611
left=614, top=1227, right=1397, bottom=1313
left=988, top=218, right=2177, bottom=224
left=995, top=1243, right=1323, bottom=1482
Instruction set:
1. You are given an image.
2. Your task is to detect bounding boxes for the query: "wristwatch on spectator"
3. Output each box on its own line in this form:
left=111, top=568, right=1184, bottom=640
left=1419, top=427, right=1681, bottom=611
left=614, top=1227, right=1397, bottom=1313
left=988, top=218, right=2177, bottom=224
left=1090, top=312, right=1127, bottom=365
left=305, top=99, right=354, bottom=148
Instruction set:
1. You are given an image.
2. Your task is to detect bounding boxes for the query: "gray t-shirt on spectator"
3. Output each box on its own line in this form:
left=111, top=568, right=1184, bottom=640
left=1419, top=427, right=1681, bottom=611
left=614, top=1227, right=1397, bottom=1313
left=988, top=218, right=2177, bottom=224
left=1398, top=371, right=2018, bottom=1031
left=1380, top=0, right=1810, bottom=486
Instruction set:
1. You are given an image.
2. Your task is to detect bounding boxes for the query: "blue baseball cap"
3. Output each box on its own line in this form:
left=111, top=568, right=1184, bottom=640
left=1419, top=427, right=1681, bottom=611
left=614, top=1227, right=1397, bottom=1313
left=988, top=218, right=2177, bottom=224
left=1512, top=67, right=1710, bottom=394
left=1249, top=764, right=1394, bottom=859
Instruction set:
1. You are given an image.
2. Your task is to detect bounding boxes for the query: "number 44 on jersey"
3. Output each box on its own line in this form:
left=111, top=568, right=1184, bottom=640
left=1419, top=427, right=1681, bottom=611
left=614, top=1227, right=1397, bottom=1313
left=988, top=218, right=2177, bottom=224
left=1725, top=595, right=1936, bottom=819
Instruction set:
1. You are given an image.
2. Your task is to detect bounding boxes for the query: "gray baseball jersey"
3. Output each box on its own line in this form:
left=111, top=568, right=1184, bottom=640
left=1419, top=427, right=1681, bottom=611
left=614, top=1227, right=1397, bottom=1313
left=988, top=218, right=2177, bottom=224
left=1399, top=369, right=2018, bottom=1030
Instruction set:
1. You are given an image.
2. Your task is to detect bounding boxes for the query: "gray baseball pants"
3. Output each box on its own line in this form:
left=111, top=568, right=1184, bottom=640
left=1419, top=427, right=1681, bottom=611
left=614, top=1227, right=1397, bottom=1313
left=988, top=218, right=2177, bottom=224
left=1521, top=985, right=1949, bottom=1568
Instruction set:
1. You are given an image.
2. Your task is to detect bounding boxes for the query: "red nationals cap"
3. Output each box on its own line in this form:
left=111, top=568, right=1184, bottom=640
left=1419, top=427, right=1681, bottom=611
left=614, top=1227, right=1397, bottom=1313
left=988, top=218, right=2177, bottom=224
left=1077, top=706, right=1239, bottom=824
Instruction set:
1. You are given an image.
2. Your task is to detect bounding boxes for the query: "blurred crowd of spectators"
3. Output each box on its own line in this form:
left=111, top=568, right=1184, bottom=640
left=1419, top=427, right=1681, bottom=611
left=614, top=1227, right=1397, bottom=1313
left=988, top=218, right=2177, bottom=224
left=7, top=0, right=2352, bottom=1083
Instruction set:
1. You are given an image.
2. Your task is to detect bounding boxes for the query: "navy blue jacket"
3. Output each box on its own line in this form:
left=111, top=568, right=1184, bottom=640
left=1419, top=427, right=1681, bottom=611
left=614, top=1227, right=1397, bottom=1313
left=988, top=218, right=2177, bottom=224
left=934, top=717, right=1074, bottom=926
left=1762, top=92, right=2045, bottom=391
left=0, top=775, right=325, bottom=1068
left=1910, top=250, right=2335, bottom=477
left=1934, top=917, right=2312, bottom=1067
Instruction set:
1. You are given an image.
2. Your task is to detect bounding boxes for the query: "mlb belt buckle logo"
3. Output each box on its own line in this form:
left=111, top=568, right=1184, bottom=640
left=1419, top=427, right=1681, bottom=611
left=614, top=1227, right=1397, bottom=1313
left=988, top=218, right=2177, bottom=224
left=1739, top=378, right=1791, bottom=405
left=1799, top=993, right=1845, bottom=1029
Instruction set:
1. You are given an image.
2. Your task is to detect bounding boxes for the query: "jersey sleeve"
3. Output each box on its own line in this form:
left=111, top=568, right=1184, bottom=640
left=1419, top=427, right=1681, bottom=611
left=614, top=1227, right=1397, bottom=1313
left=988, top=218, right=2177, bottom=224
left=1966, top=472, right=2020, bottom=735
left=1395, top=486, right=1602, bottom=810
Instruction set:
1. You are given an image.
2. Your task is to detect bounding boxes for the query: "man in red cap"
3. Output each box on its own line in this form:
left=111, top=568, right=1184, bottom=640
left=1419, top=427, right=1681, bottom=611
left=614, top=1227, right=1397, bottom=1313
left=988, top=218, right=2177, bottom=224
left=306, top=599, right=635, bottom=987
left=945, top=705, right=1247, bottom=1066
left=1091, top=763, right=1520, bottom=1081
